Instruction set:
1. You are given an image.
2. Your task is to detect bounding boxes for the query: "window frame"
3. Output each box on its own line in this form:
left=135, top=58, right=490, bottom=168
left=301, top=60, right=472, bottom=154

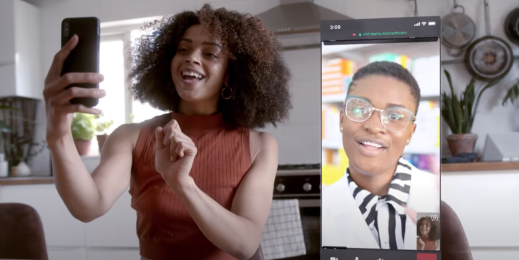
left=99, top=16, right=163, bottom=124
left=100, top=31, right=133, bottom=124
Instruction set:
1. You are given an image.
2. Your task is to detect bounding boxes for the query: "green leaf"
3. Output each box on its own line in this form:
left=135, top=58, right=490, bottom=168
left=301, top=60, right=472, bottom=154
left=71, top=113, right=98, bottom=140
left=502, top=80, right=519, bottom=106
left=451, top=94, right=463, bottom=133
left=0, top=105, right=18, bottom=111
left=0, top=121, right=11, bottom=133
left=444, top=70, right=455, bottom=95
left=463, top=78, right=476, bottom=129
left=441, top=92, right=458, bottom=133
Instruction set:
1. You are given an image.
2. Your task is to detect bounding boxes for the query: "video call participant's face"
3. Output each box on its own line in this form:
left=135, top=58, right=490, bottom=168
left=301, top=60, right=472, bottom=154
left=340, top=75, right=417, bottom=178
left=419, top=218, right=432, bottom=237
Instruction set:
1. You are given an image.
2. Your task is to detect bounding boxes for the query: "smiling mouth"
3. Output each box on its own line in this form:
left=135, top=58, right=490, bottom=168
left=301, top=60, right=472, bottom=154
left=357, top=141, right=387, bottom=149
left=181, top=71, right=205, bottom=81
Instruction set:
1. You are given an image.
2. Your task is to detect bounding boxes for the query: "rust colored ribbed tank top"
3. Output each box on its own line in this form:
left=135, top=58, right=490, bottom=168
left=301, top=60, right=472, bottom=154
left=130, top=112, right=252, bottom=260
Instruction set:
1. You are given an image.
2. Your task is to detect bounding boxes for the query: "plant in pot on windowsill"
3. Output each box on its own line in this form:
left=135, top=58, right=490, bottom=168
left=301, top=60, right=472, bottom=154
left=441, top=70, right=501, bottom=156
left=95, top=114, right=113, bottom=152
left=71, top=112, right=97, bottom=156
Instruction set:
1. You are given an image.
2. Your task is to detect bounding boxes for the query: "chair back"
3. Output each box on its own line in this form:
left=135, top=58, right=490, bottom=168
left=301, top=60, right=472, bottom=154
left=441, top=201, right=473, bottom=260
left=0, top=203, right=48, bottom=260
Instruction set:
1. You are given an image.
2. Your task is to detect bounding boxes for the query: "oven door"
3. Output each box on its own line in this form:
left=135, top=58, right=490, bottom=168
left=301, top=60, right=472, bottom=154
left=276, top=198, right=320, bottom=260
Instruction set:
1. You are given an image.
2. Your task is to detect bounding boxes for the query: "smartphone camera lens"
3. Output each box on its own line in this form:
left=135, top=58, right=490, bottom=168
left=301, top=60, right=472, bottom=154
left=63, top=22, right=70, bottom=37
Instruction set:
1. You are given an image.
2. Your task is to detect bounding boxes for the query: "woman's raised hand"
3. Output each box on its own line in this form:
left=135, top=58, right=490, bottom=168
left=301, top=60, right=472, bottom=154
left=154, top=119, right=198, bottom=189
left=43, top=35, right=106, bottom=141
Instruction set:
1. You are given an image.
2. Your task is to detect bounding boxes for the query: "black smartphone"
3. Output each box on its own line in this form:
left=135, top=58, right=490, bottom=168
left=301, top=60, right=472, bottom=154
left=321, top=17, right=442, bottom=260
left=61, top=17, right=100, bottom=108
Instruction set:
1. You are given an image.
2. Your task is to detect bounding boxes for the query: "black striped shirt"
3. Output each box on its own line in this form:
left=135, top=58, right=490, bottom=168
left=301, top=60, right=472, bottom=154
left=345, top=157, right=413, bottom=249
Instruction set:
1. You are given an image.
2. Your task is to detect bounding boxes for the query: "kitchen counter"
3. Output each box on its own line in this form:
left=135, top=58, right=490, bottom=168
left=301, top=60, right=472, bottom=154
left=441, top=162, right=519, bottom=172
left=441, top=166, right=519, bottom=260
left=0, top=176, right=54, bottom=185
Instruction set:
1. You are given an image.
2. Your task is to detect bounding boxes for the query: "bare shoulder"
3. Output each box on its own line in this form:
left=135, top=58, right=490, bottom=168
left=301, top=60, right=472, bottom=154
left=108, top=123, right=142, bottom=149
left=249, top=130, right=278, bottom=163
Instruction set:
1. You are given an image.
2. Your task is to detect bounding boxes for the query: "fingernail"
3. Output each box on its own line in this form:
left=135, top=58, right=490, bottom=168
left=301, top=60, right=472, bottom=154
left=96, top=74, right=104, bottom=80
left=98, top=89, right=106, bottom=96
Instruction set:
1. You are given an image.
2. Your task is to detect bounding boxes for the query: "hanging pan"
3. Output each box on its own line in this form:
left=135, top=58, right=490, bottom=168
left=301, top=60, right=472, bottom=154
left=464, top=0, right=514, bottom=81
left=442, top=1, right=476, bottom=57
left=504, top=2, right=519, bottom=45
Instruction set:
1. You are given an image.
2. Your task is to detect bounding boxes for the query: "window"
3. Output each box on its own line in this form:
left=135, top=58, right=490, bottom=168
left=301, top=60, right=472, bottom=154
left=85, top=26, right=166, bottom=156
left=98, top=37, right=125, bottom=135
left=129, top=29, right=166, bottom=124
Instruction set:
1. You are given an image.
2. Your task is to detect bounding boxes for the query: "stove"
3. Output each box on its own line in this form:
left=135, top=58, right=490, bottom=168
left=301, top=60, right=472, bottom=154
left=275, top=164, right=321, bottom=200
left=277, top=164, right=321, bottom=170
left=273, top=164, right=321, bottom=260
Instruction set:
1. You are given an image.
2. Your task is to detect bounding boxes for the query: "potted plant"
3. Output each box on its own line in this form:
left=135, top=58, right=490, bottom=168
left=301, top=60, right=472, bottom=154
left=441, top=70, right=500, bottom=156
left=71, top=113, right=97, bottom=156
left=95, top=113, right=113, bottom=151
left=8, top=139, right=47, bottom=176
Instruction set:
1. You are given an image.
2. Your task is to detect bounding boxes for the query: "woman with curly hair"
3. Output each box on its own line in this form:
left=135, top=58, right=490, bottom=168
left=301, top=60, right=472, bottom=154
left=417, top=216, right=440, bottom=251
left=43, top=4, right=291, bottom=260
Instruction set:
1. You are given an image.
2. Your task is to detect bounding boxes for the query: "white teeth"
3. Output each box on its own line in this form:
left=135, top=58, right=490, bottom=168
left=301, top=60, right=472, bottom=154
left=361, top=141, right=383, bottom=148
left=182, top=71, right=203, bottom=79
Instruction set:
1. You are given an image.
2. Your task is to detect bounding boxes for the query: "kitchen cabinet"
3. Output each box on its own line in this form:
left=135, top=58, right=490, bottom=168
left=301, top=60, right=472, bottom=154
left=0, top=184, right=85, bottom=247
left=0, top=156, right=140, bottom=260
left=441, top=170, right=519, bottom=248
left=441, top=169, right=519, bottom=260
left=0, top=0, right=42, bottom=99
left=85, top=248, right=140, bottom=260
left=48, top=248, right=86, bottom=260
left=84, top=190, right=139, bottom=248
left=0, top=183, right=140, bottom=260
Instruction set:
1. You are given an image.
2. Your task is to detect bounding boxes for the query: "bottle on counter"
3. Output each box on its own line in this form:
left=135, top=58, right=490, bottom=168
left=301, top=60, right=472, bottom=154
left=0, top=153, right=8, bottom=177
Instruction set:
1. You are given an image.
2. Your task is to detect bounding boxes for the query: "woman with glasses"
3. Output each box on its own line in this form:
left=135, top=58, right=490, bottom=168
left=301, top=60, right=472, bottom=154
left=322, top=61, right=440, bottom=250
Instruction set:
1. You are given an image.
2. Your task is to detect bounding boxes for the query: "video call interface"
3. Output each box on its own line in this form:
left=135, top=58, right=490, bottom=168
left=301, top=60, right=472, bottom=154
left=320, top=17, right=442, bottom=260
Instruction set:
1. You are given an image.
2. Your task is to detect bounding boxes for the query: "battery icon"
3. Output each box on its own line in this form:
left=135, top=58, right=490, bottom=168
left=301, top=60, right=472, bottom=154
left=428, top=21, right=436, bottom=26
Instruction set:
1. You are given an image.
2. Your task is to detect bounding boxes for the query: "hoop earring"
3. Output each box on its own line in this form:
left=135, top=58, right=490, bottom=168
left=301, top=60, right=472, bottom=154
left=168, top=81, right=175, bottom=91
left=221, top=86, right=233, bottom=100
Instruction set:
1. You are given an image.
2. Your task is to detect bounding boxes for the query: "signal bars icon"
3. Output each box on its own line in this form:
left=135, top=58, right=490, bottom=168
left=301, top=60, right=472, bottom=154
left=414, top=22, right=420, bottom=26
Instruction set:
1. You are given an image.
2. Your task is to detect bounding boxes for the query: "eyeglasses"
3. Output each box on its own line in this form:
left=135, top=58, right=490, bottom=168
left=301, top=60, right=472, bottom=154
left=344, top=95, right=416, bottom=133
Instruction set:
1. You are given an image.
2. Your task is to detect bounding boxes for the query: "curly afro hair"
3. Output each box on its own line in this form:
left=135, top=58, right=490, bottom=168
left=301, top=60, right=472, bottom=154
left=129, top=4, right=292, bottom=129
left=417, top=216, right=440, bottom=241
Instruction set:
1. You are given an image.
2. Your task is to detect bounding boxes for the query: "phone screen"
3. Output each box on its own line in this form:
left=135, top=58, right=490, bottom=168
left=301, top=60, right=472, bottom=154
left=320, top=17, right=441, bottom=260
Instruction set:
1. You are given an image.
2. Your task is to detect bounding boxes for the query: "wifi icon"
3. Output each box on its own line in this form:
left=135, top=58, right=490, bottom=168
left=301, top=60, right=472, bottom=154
left=421, top=22, right=426, bottom=26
